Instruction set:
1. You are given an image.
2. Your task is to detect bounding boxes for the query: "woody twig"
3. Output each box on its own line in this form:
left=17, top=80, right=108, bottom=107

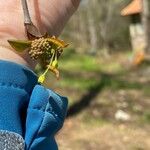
left=21, top=0, right=43, bottom=39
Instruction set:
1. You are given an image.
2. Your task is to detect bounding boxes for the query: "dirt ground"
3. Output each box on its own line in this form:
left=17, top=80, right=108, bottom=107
left=42, top=52, right=150, bottom=150
left=57, top=118, right=150, bottom=150
left=56, top=64, right=150, bottom=150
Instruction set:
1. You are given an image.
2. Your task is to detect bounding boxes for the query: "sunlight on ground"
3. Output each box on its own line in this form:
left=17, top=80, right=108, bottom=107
left=43, top=50, right=150, bottom=150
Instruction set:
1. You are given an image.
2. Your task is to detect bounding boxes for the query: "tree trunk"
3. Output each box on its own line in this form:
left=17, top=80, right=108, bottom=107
left=87, top=0, right=98, bottom=54
left=142, top=0, right=150, bottom=54
left=87, top=11, right=97, bottom=54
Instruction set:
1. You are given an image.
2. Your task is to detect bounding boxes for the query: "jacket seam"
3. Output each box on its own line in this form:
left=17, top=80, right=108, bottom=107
left=0, top=82, right=28, bottom=93
left=27, top=108, right=45, bottom=150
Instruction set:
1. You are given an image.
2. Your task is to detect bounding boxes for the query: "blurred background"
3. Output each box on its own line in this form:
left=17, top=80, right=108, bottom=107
left=42, top=0, right=150, bottom=149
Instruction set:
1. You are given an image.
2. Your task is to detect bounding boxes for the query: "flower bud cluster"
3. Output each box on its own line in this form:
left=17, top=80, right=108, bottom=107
left=29, top=38, right=52, bottom=60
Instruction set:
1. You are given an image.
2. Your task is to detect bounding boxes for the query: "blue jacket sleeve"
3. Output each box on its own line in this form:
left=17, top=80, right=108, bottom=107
left=25, top=85, right=68, bottom=150
left=0, top=60, right=68, bottom=150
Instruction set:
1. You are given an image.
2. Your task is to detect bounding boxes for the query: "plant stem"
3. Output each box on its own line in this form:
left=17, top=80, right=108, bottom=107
left=44, top=50, right=56, bottom=75
left=21, top=0, right=32, bottom=24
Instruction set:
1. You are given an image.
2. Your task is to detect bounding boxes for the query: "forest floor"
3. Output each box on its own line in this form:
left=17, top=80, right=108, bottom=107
left=43, top=50, right=150, bottom=150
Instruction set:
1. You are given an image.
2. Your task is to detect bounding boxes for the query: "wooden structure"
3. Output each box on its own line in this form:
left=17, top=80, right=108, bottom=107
left=121, top=0, right=145, bottom=52
left=121, top=0, right=146, bottom=66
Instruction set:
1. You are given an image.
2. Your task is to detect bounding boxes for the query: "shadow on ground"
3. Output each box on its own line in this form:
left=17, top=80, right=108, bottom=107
left=67, top=70, right=149, bottom=117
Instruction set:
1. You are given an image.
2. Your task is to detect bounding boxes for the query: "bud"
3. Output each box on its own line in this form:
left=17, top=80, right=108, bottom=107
left=29, top=38, right=52, bottom=60
left=52, top=59, right=58, bottom=68
left=38, top=74, right=46, bottom=83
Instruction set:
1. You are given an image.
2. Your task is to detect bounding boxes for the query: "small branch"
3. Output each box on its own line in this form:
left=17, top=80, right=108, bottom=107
left=21, top=0, right=44, bottom=39
left=21, top=0, right=32, bottom=24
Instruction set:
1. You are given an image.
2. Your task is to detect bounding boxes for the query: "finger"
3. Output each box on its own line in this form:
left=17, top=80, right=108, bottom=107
left=0, top=0, right=81, bottom=41
left=30, top=0, right=81, bottom=36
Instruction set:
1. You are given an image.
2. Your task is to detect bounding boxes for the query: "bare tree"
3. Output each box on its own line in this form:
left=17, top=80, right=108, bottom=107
left=62, top=0, right=130, bottom=52
left=142, top=0, right=150, bottom=54
left=87, top=0, right=98, bottom=54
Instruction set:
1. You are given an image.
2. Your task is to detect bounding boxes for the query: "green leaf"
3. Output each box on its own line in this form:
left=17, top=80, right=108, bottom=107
left=8, top=40, right=31, bottom=52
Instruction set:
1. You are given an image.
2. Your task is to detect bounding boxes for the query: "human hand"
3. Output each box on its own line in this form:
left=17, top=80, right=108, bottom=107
left=0, top=0, right=80, bottom=68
